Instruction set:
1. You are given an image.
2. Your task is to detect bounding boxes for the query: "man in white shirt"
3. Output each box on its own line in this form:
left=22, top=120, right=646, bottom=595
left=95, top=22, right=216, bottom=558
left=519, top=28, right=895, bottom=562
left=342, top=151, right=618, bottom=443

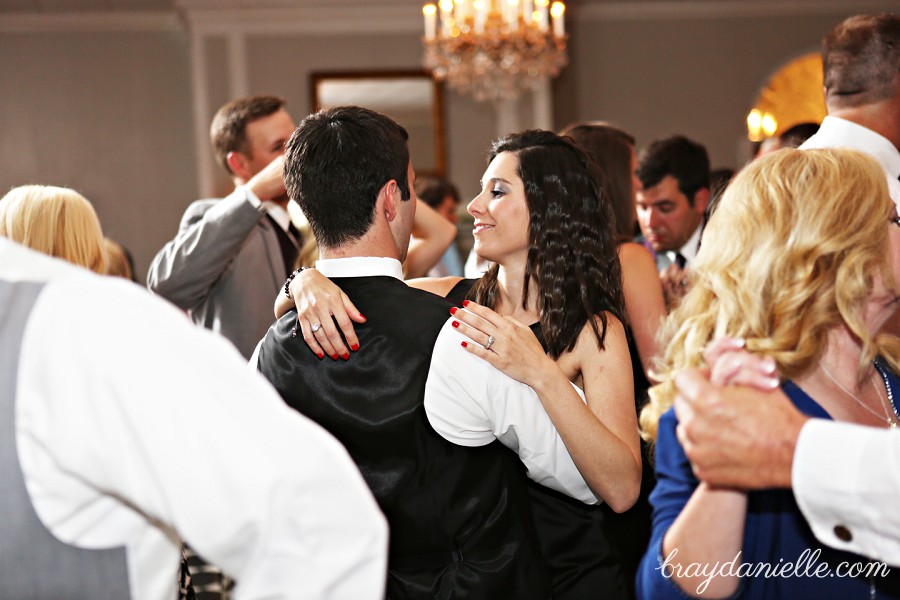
left=800, top=13, right=900, bottom=210
left=672, top=367, right=900, bottom=567
left=0, top=238, right=387, bottom=599
left=635, top=135, right=710, bottom=272
left=635, top=135, right=710, bottom=307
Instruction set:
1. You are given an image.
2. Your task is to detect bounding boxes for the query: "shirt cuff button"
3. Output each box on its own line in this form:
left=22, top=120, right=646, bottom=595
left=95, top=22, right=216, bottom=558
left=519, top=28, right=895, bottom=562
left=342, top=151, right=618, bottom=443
left=834, top=525, right=853, bottom=542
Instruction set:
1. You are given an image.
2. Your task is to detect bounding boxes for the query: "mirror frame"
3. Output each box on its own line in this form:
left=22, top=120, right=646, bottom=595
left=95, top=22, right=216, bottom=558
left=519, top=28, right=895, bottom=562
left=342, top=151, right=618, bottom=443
left=311, top=70, right=447, bottom=178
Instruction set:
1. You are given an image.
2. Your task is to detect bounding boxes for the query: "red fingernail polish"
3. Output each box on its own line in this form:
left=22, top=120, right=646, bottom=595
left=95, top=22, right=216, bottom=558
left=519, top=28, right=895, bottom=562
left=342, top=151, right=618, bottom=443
left=358, top=314, right=365, bottom=319
left=452, top=321, right=459, bottom=328
left=461, top=341, right=468, bottom=348
left=462, top=300, right=470, bottom=307
left=350, top=343, right=359, bottom=351
left=342, top=353, right=350, bottom=360
left=450, top=307, right=457, bottom=315
left=331, top=354, right=339, bottom=360
left=317, top=352, right=324, bottom=359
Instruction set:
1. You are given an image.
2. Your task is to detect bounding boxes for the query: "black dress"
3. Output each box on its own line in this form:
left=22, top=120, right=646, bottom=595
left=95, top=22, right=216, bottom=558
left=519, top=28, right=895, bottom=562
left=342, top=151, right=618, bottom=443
left=446, top=279, right=632, bottom=600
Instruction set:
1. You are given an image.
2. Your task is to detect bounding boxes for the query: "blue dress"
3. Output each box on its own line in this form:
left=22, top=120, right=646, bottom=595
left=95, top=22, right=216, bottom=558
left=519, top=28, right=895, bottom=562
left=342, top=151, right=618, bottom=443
left=636, top=366, right=900, bottom=599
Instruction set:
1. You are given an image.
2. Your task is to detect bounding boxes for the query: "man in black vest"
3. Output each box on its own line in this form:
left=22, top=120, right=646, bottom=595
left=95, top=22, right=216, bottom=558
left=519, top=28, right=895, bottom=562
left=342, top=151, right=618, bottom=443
left=256, top=106, right=596, bottom=599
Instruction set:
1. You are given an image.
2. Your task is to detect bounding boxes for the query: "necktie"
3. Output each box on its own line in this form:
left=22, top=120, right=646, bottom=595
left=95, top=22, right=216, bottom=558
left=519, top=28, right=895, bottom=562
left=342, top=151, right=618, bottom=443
left=674, top=252, right=687, bottom=270
left=266, top=214, right=300, bottom=278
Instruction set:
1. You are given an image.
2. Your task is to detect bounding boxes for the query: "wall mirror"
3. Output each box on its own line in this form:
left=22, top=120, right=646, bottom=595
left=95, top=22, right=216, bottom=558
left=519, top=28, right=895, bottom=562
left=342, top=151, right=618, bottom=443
left=311, top=70, right=446, bottom=178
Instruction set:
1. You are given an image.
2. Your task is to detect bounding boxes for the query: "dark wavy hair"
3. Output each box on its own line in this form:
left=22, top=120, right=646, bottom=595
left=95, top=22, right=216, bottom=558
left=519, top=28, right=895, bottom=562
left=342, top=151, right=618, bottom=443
left=284, top=106, right=410, bottom=249
left=470, top=130, right=625, bottom=359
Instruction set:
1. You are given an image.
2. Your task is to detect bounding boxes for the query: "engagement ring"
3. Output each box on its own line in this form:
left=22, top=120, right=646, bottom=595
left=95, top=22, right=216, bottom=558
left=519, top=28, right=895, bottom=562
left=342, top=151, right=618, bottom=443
left=485, top=335, right=495, bottom=350
left=310, top=323, right=322, bottom=333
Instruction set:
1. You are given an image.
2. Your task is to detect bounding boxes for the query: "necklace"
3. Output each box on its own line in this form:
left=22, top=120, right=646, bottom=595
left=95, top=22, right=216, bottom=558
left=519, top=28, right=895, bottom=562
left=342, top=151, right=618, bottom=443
left=873, top=361, right=899, bottom=430
left=818, top=360, right=897, bottom=429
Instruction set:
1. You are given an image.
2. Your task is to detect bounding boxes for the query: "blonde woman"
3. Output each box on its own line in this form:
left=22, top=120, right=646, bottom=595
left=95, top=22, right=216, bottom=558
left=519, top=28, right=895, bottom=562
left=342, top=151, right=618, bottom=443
left=636, top=148, right=900, bottom=599
left=0, top=185, right=107, bottom=274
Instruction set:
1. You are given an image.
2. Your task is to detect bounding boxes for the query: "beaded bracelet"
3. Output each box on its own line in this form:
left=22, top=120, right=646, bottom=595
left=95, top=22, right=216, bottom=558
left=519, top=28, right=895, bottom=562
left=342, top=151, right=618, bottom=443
left=283, top=266, right=310, bottom=300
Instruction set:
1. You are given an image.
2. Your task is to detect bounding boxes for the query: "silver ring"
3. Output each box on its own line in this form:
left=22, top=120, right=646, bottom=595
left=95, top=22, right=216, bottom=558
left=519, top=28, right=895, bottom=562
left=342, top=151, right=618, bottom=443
left=485, top=335, right=495, bottom=350
left=310, top=323, right=322, bottom=333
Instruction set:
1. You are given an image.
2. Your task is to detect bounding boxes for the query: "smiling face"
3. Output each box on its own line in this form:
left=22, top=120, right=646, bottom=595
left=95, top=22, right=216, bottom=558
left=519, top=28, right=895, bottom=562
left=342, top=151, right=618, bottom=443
left=467, top=151, right=530, bottom=267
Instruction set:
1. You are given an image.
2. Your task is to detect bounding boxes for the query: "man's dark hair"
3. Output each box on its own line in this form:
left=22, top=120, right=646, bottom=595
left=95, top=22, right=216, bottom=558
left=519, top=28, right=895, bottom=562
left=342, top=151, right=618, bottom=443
left=823, top=13, right=900, bottom=109
left=284, top=106, right=410, bottom=249
left=414, top=176, right=460, bottom=210
left=637, top=135, right=710, bottom=204
left=210, top=95, right=286, bottom=175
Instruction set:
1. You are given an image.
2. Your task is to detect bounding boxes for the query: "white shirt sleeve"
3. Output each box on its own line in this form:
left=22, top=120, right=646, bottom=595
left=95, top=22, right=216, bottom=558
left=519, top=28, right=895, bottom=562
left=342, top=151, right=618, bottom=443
left=424, top=318, right=598, bottom=505
left=793, top=419, right=900, bottom=566
left=17, top=275, right=388, bottom=600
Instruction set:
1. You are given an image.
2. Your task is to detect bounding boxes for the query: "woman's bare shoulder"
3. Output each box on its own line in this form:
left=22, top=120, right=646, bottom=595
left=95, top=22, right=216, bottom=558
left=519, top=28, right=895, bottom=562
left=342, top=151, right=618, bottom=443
left=406, top=275, right=464, bottom=297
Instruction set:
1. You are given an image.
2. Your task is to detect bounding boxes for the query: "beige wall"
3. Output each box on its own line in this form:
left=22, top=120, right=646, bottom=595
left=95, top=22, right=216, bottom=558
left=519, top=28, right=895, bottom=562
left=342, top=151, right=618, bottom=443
left=1, top=1, right=896, bottom=279
left=1, top=28, right=194, bottom=281
left=555, top=7, right=887, bottom=167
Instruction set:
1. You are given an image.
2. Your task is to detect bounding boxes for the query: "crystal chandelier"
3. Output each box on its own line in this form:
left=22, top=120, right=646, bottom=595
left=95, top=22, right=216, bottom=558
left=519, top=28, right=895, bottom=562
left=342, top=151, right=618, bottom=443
left=422, top=0, right=568, bottom=103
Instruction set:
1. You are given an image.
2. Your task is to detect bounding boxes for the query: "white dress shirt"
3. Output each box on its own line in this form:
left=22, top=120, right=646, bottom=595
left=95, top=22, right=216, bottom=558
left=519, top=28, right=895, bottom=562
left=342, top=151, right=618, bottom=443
left=801, top=116, right=900, bottom=209
left=794, top=419, right=900, bottom=566
left=6, top=240, right=388, bottom=600
left=314, top=256, right=598, bottom=505
left=665, top=221, right=702, bottom=268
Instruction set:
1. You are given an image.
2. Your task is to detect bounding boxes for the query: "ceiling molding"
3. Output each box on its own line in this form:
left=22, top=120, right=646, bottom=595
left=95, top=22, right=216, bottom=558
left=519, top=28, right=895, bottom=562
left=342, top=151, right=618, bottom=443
left=180, top=5, right=420, bottom=35
left=0, top=11, right=183, bottom=33
left=577, top=0, right=899, bottom=21
left=2, top=1, right=891, bottom=35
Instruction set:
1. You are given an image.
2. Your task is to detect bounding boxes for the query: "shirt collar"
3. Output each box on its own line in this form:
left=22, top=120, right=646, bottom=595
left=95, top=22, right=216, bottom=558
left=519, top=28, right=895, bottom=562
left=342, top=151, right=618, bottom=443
left=263, top=201, right=291, bottom=231
left=315, top=256, right=404, bottom=280
left=805, top=116, right=900, bottom=179
left=666, top=221, right=703, bottom=265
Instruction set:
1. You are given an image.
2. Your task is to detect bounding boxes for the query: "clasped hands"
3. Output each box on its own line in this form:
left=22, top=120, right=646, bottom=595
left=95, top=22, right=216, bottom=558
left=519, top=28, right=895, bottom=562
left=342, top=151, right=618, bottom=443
left=674, top=338, right=807, bottom=490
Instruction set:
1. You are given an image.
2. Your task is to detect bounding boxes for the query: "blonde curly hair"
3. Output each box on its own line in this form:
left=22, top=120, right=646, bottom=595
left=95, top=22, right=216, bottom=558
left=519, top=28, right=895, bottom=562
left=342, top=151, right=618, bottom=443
left=641, top=148, right=900, bottom=442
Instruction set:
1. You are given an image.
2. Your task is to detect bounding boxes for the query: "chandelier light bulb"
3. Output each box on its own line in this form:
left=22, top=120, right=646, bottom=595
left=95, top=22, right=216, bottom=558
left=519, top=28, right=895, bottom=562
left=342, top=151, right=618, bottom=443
left=422, top=0, right=568, bottom=102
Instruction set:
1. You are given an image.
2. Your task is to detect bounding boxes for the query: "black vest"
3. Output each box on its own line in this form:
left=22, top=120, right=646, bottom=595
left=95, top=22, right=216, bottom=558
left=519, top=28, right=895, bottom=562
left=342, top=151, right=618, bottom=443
left=257, top=276, right=550, bottom=600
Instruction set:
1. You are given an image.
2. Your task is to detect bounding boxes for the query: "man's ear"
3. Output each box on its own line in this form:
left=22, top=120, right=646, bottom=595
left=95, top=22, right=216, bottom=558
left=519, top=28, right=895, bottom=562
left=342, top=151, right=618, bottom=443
left=226, top=151, right=251, bottom=181
left=693, top=187, right=710, bottom=214
left=380, top=180, right=399, bottom=222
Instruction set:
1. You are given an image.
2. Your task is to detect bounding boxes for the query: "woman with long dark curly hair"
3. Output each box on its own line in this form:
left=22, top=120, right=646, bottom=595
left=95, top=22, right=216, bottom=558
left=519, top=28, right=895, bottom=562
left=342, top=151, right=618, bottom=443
left=278, top=130, right=642, bottom=599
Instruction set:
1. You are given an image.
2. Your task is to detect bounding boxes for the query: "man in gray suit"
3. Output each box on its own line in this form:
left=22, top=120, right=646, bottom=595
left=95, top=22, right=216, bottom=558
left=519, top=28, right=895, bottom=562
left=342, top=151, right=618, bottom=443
left=148, top=95, right=299, bottom=359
